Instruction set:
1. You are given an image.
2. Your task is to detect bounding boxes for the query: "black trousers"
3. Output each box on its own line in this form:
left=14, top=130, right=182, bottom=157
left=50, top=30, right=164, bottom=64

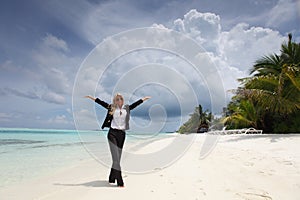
left=107, top=128, right=125, bottom=186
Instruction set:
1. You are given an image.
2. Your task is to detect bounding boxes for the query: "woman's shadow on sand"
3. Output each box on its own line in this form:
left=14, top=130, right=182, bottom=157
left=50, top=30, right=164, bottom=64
left=54, top=180, right=117, bottom=188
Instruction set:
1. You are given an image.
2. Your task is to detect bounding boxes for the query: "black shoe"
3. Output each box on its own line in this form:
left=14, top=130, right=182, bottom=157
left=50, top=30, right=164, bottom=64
left=117, top=180, right=124, bottom=187
left=109, top=178, right=116, bottom=184
left=117, top=183, right=124, bottom=187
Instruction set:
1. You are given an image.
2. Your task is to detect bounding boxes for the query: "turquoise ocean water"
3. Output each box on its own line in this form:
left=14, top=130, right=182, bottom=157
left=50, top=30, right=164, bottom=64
left=0, top=128, right=171, bottom=188
left=0, top=128, right=99, bottom=188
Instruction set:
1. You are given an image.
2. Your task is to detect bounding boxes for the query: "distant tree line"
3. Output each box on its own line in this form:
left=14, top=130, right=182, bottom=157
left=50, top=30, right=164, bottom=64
left=178, top=105, right=212, bottom=133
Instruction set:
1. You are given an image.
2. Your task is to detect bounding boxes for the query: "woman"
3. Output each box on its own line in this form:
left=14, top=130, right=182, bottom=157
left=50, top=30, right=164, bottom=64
left=85, top=93, right=151, bottom=187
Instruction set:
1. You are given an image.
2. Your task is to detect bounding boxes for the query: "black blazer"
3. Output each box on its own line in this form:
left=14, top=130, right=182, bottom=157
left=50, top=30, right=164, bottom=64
left=95, top=98, right=144, bottom=130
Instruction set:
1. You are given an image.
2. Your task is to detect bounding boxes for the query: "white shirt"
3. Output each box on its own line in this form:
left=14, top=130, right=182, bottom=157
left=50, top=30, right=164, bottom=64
left=111, top=106, right=127, bottom=130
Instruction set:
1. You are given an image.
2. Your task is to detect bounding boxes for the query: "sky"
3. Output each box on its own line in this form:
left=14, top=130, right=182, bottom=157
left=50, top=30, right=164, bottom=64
left=0, top=0, right=299, bottom=131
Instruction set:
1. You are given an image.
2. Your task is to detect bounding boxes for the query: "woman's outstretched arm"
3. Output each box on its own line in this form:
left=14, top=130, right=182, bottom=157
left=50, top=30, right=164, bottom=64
left=142, top=96, right=151, bottom=101
left=84, top=95, right=110, bottom=109
left=129, top=96, right=151, bottom=110
left=84, top=95, right=96, bottom=101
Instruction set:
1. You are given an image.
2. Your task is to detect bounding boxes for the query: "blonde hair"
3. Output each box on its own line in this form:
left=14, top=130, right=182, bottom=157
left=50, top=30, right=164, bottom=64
left=109, top=93, right=124, bottom=115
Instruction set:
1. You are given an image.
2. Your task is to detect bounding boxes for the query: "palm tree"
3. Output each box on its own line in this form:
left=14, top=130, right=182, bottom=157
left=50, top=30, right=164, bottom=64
left=225, top=34, right=300, bottom=132
left=239, top=34, right=300, bottom=115
left=223, top=99, right=262, bottom=129
left=281, top=33, right=300, bottom=65
left=250, top=54, right=283, bottom=76
left=198, top=104, right=211, bottom=126
left=197, top=105, right=211, bottom=132
left=250, top=33, right=300, bottom=76
left=178, top=105, right=212, bottom=133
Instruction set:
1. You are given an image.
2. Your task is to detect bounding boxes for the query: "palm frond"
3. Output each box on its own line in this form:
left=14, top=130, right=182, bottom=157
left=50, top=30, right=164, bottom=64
left=250, top=54, right=282, bottom=76
left=241, top=88, right=300, bottom=114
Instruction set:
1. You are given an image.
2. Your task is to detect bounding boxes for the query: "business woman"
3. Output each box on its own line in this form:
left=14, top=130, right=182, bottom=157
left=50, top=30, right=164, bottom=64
left=85, top=93, right=151, bottom=187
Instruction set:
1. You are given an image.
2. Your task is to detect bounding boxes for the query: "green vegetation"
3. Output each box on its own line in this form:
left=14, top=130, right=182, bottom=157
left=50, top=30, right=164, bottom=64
left=224, top=34, right=300, bottom=133
left=179, top=34, right=300, bottom=133
left=178, top=105, right=212, bottom=133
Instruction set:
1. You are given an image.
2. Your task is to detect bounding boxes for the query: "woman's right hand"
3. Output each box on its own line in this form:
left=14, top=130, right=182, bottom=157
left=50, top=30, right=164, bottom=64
left=84, top=95, right=96, bottom=101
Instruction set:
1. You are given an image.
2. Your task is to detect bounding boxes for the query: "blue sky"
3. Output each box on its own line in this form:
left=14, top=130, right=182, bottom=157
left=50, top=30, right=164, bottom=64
left=0, top=0, right=299, bottom=131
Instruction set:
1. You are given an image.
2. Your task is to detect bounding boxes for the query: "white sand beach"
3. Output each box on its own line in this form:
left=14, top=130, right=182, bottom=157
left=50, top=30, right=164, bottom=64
left=1, top=134, right=300, bottom=200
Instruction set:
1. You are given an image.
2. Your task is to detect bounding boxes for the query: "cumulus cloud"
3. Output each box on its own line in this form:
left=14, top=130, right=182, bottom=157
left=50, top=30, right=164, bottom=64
left=43, top=33, right=69, bottom=52
left=173, top=9, right=221, bottom=52
left=172, top=10, right=285, bottom=70
left=219, top=23, right=285, bottom=70
left=146, top=9, right=285, bottom=104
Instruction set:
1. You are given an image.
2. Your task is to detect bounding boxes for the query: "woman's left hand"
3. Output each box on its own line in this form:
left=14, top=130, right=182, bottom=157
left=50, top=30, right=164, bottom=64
left=142, top=96, right=151, bottom=101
